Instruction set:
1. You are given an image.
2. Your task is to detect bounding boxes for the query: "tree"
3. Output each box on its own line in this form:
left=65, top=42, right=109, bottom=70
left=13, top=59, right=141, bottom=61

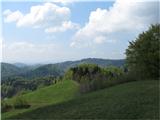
left=126, top=24, right=160, bottom=79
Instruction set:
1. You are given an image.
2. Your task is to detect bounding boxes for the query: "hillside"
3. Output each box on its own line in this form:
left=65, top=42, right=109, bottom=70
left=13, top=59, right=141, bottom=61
left=54, top=58, right=125, bottom=71
left=22, top=58, right=125, bottom=79
left=1, top=58, right=125, bottom=80
left=1, top=63, right=33, bottom=81
left=79, top=58, right=125, bottom=67
left=13, top=63, right=42, bottom=71
left=2, top=80, right=79, bottom=119
left=22, top=64, right=64, bottom=79
left=3, top=80, right=159, bottom=119
left=1, top=63, right=22, bottom=80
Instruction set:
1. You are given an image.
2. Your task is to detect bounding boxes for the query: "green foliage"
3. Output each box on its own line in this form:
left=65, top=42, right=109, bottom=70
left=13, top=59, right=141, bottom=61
left=1, top=101, right=12, bottom=113
left=102, top=66, right=124, bottom=78
left=1, top=59, right=125, bottom=98
left=68, top=64, right=125, bottom=93
left=63, top=69, right=73, bottom=80
left=2, top=59, right=125, bottom=81
left=126, top=24, right=160, bottom=79
left=13, top=97, right=30, bottom=109
left=1, top=76, right=58, bottom=99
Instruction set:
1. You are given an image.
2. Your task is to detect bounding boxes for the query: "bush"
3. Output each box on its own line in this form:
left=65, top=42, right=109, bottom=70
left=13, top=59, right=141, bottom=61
left=1, top=101, right=12, bottom=113
left=13, top=97, right=30, bottom=109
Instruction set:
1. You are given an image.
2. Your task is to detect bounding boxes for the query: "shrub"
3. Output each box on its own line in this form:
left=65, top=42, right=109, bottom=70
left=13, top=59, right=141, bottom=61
left=1, top=101, right=12, bottom=113
left=13, top=97, right=30, bottom=109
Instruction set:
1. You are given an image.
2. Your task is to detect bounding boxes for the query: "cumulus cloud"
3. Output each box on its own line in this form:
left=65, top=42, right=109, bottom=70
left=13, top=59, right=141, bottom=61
left=45, top=21, right=79, bottom=33
left=3, top=9, right=23, bottom=23
left=71, top=0, right=159, bottom=47
left=51, top=0, right=75, bottom=5
left=3, top=2, right=78, bottom=32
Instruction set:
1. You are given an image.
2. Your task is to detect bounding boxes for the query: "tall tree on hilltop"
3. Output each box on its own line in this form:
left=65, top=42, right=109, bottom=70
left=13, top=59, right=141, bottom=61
left=126, top=24, right=160, bottom=79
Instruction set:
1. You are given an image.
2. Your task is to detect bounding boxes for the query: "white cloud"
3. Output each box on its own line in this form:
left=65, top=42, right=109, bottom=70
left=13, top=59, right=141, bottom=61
left=45, top=21, right=80, bottom=33
left=3, top=9, right=23, bottom=23
left=94, top=36, right=106, bottom=44
left=71, top=0, right=159, bottom=47
left=3, top=3, right=78, bottom=32
left=51, top=0, right=75, bottom=5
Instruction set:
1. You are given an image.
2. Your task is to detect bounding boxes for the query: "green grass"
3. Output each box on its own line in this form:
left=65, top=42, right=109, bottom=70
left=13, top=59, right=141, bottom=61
left=2, top=80, right=79, bottom=119
left=3, top=80, right=159, bottom=119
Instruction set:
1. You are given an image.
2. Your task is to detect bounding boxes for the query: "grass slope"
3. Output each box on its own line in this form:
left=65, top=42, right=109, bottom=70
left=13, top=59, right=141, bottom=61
left=2, top=80, right=79, bottom=119
left=5, top=80, right=159, bottom=119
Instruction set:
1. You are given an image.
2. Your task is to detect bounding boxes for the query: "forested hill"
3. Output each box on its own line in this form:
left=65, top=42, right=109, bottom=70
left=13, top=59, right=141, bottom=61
left=1, top=63, right=22, bottom=80
left=52, top=58, right=125, bottom=71
left=1, top=62, right=43, bottom=80
left=80, top=58, right=124, bottom=67
left=1, top=58, right=125, bottom=80
left=35, top=58, right=125, bottom=78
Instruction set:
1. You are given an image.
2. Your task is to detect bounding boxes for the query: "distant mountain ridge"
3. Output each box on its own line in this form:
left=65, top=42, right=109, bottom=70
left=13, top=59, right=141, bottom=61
left=13, top=63, right=28, bottom=68
left=53, top=58, right=125, bottom=71
left=1, top=63, right=22, bottom=80
left=1, top=58, right=125, bottom=80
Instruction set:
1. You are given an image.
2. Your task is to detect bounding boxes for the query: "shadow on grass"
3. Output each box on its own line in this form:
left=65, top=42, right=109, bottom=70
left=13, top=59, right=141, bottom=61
left=10, top=80, right=159, bottom=120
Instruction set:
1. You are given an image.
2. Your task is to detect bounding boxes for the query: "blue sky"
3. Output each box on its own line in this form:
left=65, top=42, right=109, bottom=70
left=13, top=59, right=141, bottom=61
left=1, top=0, right=159, bottom=64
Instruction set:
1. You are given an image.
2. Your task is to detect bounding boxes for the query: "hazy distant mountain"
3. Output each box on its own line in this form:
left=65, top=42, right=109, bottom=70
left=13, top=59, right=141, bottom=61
left=13, top=63, right=28, bottom=68
left=53, top=58, right=125, bottom=71
left=1, top=62, right=39, bottom=80
left=1, top=63, right=22, bottom=80
left=22, top=64, right=63, bottom=79
left=22, top=58, right=125, bottom=79
left=1, top=58, right=125, bottom=80
left=80, top=58, right=125, bottom=67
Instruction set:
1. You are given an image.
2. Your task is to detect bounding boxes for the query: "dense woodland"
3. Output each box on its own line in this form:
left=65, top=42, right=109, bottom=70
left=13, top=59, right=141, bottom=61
left=65, top=64, right=125, bottom=93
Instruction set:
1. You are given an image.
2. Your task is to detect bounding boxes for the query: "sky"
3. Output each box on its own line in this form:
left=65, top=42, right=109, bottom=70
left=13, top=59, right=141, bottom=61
left=0, top=0, right=159, bottom=64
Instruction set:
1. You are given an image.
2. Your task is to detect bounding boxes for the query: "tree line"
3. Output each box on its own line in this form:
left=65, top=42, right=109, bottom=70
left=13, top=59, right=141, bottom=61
left=64, top=24, right=160, bottom=93
left=1, top=76, right=63, bottom=99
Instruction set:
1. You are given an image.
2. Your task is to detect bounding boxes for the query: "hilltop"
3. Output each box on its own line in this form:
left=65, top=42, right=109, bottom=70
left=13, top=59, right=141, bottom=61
left=1, top=58, right=125, bottom=80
